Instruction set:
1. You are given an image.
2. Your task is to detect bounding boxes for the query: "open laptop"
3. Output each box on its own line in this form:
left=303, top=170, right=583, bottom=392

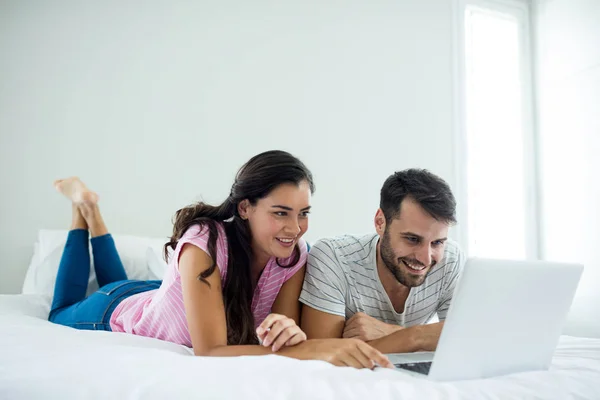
left=388, top=258, right=583, bottom=381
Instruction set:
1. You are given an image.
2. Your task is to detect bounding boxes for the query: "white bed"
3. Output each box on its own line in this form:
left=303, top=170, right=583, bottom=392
left=1, top=230, right=600, bottom=399
left=1, top=294, right=600, bottom=400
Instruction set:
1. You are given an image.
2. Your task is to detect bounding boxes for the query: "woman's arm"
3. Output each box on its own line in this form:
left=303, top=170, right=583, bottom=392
left=178, top=243, right=229, bottom=356
left=258, top=265, right=306, bottom=351
left=178, top=246, right=392, bottom=368
left=180, top=243, right=304, bottom=356
left=180, top=244, right=305, bottom=355
left=270, top=265, right=306, bottom=325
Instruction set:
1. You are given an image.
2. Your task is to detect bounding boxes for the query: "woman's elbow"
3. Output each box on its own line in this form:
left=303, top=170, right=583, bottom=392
left=193, top=345, right=224, bottom=357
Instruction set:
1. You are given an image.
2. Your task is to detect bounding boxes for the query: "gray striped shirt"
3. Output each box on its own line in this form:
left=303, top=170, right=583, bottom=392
left=300, top=233, right=464, bottom=327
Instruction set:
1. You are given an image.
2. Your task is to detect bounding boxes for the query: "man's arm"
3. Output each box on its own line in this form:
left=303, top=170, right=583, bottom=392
left=301, top=305, right=345, bottom=339
left=299, top=240, right=349, bottom=338
left=342, top=312, right=403, bottom=341
left=367, top=322, right=445, bottom=353
left=302, top=304, right=445, bottom=352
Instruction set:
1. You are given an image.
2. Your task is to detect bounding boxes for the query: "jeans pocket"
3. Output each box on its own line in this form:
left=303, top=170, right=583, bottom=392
left=97, top=281, right=133, bottom=296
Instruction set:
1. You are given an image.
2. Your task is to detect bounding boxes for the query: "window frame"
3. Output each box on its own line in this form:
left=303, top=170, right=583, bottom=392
left=452, top=0, right=540, bottom=260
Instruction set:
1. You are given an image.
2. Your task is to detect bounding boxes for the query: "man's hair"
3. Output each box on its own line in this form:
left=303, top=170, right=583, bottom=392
left=379, top=169, right=457, bottom=224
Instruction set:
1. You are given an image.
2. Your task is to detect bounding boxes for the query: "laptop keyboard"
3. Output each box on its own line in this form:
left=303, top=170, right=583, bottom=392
left=394, top=362, right=432, bottom=375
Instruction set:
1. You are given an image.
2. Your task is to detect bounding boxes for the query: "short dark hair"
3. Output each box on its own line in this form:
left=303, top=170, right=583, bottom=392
left=380, top=169, right=456, bottom=224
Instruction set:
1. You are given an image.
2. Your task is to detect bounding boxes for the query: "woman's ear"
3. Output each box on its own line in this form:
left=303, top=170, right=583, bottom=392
left=238, top=199, right=251, bottom=220
left=374, top=209, right=387, bottom=236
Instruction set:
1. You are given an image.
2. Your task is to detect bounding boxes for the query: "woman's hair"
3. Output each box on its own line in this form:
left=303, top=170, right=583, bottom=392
left=164, top=150, right=315, bottom=345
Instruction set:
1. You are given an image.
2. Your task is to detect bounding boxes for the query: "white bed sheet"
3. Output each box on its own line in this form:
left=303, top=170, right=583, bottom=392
left=1, top=294, right=599, bottom=400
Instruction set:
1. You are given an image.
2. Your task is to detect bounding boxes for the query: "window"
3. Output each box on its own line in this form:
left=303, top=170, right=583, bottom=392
left=457, top=0, right=538, bottom=260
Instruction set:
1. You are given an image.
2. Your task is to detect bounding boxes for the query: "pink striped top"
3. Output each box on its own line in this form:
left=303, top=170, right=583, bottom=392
left=109, top=223, right=308, bottom=347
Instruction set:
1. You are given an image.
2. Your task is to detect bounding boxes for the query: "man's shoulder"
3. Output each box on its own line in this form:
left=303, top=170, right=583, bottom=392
left=311, top=233, right=377, bottom=259
left=438, top=238, right=465, bottom=276
left=443, top=238, right=463, bottom=261
left=307, top=234, right=377, bottom=294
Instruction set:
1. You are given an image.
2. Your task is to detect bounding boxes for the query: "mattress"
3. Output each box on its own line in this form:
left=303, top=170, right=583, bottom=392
left=1, top=294, right=599, bottom=399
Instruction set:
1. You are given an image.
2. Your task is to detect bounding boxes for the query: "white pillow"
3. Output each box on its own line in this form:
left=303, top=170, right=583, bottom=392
left=22, top=229, right=169, bottom=298
left=0, top=294, right=51, bottom=319
left=147, top=247, right=170, bottom=280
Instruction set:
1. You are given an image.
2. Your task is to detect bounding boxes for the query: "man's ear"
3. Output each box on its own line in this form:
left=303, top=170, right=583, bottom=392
left=238, top=199, right=251, bottom=220
left=374, top=209, right=386, bottom=236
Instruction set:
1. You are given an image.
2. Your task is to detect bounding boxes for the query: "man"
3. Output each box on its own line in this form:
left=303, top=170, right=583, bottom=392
left=300, top=169, right=465, bottom=354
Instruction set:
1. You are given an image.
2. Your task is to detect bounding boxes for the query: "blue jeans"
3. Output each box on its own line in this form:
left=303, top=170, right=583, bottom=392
left=48, top=229, right=160, bottom=330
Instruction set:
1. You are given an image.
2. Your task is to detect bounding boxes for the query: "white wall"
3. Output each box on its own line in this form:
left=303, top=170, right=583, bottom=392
left=535, top=0, right=600, bottom=336
left=0, top=1, right=459, bottom=294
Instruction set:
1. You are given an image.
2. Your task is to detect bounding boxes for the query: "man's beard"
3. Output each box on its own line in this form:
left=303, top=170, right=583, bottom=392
left=380, top=231, right=436, bottom=287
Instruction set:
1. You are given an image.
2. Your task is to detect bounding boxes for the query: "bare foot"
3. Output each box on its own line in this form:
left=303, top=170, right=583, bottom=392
left=54, top=177, right=99, bottom=204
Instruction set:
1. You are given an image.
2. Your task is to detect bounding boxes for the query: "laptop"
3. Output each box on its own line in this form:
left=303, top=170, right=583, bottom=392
left=388, top=258, right=583, bottom=381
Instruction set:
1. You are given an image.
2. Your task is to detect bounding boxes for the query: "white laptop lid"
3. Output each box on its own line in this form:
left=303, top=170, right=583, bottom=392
left=428, top=258, right=583, bottom=381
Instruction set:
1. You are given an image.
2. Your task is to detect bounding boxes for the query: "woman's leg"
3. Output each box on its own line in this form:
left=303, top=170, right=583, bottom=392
left=50, top=280, right=162, bottom=330
left=55, top=177, right=128, bottom=287
left=80, top=201, right=128, bottom=287
left=50, top=204, right=92, bottom=314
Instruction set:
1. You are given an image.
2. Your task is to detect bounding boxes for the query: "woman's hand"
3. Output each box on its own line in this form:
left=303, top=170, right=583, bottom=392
left=282, top=338, right=395, bottom=369
left=256, top=313, right=307, bottom=352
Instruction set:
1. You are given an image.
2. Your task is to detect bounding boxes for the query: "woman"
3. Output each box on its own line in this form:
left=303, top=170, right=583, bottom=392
left=48, top=150, right=392, bottom=369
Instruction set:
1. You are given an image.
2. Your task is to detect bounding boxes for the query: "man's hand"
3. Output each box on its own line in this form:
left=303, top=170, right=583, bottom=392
left=367, top=322, right=445, bottom=354
left=411, top=322, right=444, bottom=352
left=342, top=312, right=403, bottom=342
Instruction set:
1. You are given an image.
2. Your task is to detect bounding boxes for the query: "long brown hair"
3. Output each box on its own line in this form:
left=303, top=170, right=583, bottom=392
left=164, top=150, right=315, bottom=345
